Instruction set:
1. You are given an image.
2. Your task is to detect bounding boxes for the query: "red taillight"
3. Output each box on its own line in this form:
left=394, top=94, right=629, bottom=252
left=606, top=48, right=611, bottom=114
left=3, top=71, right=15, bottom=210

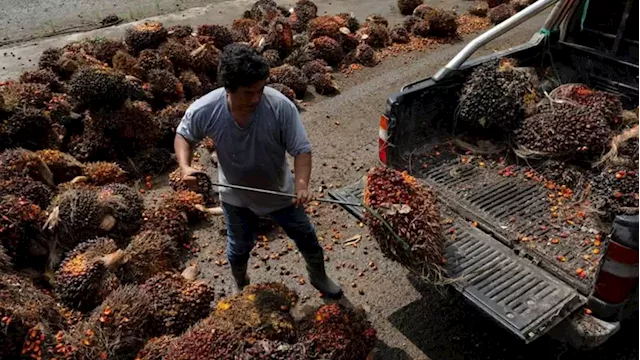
left=379, top=115, right=389, bottom=164
left=593, top=240, right=639, bottom=304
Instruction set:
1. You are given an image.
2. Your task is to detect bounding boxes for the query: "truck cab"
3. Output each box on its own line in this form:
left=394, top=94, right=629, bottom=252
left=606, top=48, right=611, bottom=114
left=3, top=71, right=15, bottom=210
left=330, top=0, right=638, bottom=347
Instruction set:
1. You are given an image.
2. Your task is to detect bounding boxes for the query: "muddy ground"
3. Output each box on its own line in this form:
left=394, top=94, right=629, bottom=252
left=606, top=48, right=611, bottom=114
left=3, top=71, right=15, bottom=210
left=2, top=0, right=638, bottom=358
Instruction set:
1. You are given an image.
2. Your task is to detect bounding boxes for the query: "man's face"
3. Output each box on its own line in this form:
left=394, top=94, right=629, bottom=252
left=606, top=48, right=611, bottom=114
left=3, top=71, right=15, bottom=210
left=229, top=80, right=266, bottom=112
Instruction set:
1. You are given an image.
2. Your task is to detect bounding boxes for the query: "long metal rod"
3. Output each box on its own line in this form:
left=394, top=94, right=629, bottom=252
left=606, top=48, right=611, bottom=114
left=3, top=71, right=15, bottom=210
left=212, top=181, right=364, bottom=207
left=432, top=0, right=560, bottom=81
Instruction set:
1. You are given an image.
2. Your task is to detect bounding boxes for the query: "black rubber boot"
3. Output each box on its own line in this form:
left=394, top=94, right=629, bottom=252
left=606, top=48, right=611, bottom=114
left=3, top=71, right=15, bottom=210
left=231, top=262, right=250, bottom=294
left=304, top=251, right=343, bottom=299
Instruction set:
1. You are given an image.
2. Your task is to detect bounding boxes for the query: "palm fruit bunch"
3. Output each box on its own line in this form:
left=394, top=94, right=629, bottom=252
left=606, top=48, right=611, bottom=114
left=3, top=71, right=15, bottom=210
left=304, top=303, right=377, bottom=359
left=262, top=49, right=282, bottom=67
left=457, top=58, right=538, bottom=132
left=548, top=84, right=623, bottom=126
left=311, top=73, right=339, bottom=95
left=346, top=43, right=378, bottom=67
left=126, top=147, right=177, bottom=177
left=54, top=237, right=124, bottom=311
left=19, top=68, right=63, bottom=92
left=398, top=0, right=424, bottom=15
left=404, top=15, right=430, bottom=37
left=159, top=39, right=192, bottom=70
left=515, top=101, right=612, bottom=157
left=290, top=0, right=318, bottom=33
left=469, top=1, right=489, bottom=17
left=307, top=15, right=348, bottom=41
left=0, top=195, right=44, bottom=266
left=0, top=148, right=55, bottom=185
left=282, top=41, right=316, bottom=68
left=52, top=285, right=152, bottom=359
left=237, top=340, right=309, bottom=359
left=164, top=316, right=248, bottom=360
left=268, top=64, right=309, bottom=99
left=163, top=190, right=209, bottom=222
left=141, top=191, right=202, bottom=243
left=253, top=18, right=294, bottom=57
left=88, top=38, right=128, bottom=65
left=0, top=81, right=53, bottom=112
left=0, top=273, right=65, bottom=358
left=214, top=282, right=299, bottom=343
left=44, top=93, right=76, bottom=128
left=135, top=335, right=176, bottom=360
left=311, top=36, right=345, bottom=65
left=178, top=70, right=205, bottom=99
left=590, top=167, right=639, bottom=221
left=38, top=47, right=64, bottom=72
left=141, top=268, right=215, bottom=336
left=168, top=165, right=216, bottom=205
left=97, top=183, right=144, bottom=239
left=364, top=167, right=445, bottom=280
left=301, top=59, right=331, bottom=79
left=189, top=43, right=221, bottom=79
left=413, top=6, right=458, bottom=37
left=197, top=24, right=235, bottom=51
left=156, top=102, right=190, bottom=149
left=137, top=49, right=175, bottom=77
left=488, top=4, right=515, bottom=24
left=44, top=188, right=123, bottom=250
left=147, top=69, right=185, bottom=106
left=232, top=18, right=258, bottom=42
left=102, top=100, right=161, bottom=156
left=67, top=124, right=117, bottom=162
left=36, top=149, right=85, bottom=184
left=0, top=107, right=55, bottom=151
left=390, top=25, right=410, bottom=44
left=0, top=176, right=53, bottom=208
left=67, top=66, right=129, bottom=110
left=269, top=83, right=298, bottom=104
left=125, top=22, right=168, bottom=54
left=168, top=24, right=194, bottom=39
left=118, top=231, right=179, bottom=284
left=112, top=50, right=144, bottom=78
left=83, top=161, right=128, bottom=185
left=357, top=22, right=391, bottom=49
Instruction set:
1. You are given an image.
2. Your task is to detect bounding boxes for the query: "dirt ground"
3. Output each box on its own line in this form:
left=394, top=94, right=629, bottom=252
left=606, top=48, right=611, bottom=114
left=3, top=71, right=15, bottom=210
left=2, top=0, right=637, bottom=358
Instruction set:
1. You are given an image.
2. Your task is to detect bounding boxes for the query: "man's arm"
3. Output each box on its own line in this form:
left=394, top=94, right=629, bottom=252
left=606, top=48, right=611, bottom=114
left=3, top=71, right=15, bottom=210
left=174, top=134, right=194, bottom=170
left=175, top=109, right=204, bottom=186
left=293, top=152, right=312, bottom=205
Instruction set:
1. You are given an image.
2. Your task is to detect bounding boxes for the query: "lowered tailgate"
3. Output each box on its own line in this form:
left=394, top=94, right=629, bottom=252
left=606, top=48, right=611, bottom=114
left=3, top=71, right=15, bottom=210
left=329, top=179, right=585, bottom=343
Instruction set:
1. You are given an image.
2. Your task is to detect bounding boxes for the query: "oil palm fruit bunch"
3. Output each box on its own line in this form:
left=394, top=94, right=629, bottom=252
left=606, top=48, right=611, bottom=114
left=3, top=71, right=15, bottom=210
left=54, top=237, right=124, bottom=311
left=364, top=167, right=445, bottom=281
left=140, top=266, right=215, bottom=336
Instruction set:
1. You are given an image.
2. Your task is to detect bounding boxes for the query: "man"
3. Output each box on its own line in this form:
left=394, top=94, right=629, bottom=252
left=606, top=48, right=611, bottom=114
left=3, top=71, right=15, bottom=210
left=174, top=44, right=342, bottom=298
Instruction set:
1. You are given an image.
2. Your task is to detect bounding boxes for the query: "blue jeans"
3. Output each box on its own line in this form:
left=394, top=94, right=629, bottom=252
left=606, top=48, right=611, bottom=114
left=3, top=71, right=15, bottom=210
left=222, top=202, right=323, bottom=267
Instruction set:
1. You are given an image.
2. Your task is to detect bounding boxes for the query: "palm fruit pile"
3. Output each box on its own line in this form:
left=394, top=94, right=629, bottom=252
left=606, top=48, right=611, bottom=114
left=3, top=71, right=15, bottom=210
left=364, top=167, right=445, bottom=281
left=515, top=98, right=612, bottom=157
left=118, top=231, right=180, bottom=284
left=457, top=58, right=538, bottom=132
left=304, top=303, right=377, bottom=359
left=54, top=237, right=124, bottom=311
left=52, top=285, right=152, bottom=359
left=412, top=5, right=458, bottom=37
left=590, top=167, right=639, bottom=221
left=0, top=273, right=65, bottom=358
left=168, top=165, right=216, bottom=205
left=140, top=268, right=215, bottom=336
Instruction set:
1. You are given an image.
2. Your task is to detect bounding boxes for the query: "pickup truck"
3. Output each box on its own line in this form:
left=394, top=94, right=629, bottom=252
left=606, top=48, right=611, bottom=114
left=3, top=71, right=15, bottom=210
left=330, top=0, right=639, bottom=348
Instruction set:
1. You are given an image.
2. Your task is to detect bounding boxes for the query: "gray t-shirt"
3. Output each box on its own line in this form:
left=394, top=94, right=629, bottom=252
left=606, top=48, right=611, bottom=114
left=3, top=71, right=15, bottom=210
left=176, top=86, right=311, bottom=216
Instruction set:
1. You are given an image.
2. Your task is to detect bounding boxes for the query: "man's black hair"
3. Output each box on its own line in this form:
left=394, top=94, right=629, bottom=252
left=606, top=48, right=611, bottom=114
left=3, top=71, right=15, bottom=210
left=218, top=44, right=270, bottom=92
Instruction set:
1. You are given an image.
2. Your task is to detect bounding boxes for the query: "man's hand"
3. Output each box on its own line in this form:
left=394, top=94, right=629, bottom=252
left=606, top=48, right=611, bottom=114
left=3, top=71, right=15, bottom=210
left=181, top=166, right=202, bottom=189
left=293, top=187, right=314, bottom=206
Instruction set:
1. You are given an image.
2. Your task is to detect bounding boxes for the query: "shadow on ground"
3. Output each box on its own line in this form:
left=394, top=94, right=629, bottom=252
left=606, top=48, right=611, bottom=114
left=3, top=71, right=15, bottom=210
left=388, top=274, right=638, bottom=360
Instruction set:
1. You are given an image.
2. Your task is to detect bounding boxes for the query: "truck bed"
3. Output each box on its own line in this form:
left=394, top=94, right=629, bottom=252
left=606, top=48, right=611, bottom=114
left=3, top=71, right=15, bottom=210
left=329, top=175, right=585, bottom=342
